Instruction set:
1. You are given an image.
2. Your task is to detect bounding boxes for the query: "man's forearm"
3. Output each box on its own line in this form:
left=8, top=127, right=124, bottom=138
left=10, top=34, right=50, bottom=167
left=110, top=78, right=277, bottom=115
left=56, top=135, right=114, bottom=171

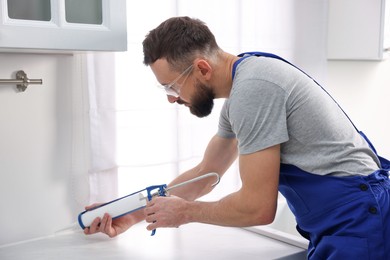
left=184, top=190, right=276, bottom=227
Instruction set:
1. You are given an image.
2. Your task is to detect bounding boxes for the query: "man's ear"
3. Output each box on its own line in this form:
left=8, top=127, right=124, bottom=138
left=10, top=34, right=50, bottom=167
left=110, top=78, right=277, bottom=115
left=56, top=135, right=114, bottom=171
left=195, top=59, right=212, bottom=80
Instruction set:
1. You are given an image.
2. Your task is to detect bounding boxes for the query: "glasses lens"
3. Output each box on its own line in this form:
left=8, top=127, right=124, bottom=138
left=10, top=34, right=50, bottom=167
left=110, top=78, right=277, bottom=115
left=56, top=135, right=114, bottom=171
left=156, top=83, right=179, bottom=97
left=164, top=85, right=179, bottom=97
left=156, top=64, right=193, bottom=97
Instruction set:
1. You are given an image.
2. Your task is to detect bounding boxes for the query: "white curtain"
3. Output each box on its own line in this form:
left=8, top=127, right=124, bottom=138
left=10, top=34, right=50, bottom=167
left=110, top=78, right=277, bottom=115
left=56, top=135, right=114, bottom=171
left=86, top=0, right=328, bottom=201
left=85, top=52, right=118, bottom=202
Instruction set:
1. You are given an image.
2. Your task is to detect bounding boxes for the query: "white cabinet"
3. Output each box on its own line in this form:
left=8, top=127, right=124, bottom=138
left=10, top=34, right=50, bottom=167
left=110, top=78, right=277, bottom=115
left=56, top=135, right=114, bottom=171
left=0, top=0, right=127, bottom=52
left=327, top=0, right=389, bottom=60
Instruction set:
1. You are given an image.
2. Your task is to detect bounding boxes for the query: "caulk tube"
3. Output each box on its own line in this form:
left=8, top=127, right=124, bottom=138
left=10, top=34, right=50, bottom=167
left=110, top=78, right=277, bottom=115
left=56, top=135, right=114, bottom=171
left=78, top=184, right=167, bottom=230
left=78, top=189, right=148, bottom=229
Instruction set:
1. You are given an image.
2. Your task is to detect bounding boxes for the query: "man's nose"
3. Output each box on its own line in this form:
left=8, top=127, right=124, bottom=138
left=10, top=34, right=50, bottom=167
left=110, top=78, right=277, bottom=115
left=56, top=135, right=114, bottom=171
left=167, top=95, right=179, bottom=103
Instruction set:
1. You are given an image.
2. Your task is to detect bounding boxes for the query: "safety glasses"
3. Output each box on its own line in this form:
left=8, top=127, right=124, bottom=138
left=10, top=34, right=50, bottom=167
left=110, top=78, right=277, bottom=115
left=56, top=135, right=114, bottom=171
left=157, top=64, right=194, bottom=97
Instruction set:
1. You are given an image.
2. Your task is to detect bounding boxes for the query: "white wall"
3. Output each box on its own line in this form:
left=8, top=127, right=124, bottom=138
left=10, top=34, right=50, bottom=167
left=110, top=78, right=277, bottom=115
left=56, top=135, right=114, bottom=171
left=0, top=53, right=90, bottom=245
left=326, top=59, right=390, bottom=159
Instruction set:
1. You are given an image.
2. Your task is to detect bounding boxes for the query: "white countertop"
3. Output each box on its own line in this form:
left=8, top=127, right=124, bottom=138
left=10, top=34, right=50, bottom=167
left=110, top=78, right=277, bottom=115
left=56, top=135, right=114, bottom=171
left=0, top=223, right=306, bottom=260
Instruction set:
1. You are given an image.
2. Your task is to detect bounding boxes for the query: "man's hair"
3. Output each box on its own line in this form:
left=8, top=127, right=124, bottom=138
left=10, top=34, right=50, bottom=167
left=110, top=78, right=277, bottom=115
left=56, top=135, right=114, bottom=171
left=142, top=16, right=220, bottom=71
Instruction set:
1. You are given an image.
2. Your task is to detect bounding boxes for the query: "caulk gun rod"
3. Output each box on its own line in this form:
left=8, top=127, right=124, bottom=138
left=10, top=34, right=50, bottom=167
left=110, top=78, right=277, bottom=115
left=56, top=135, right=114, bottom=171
left=165, top=172, right=220, bottom=193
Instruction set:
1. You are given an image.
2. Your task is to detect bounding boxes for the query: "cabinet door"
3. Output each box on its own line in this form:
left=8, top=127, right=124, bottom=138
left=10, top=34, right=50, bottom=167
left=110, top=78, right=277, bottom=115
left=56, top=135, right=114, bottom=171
left=327, top=0, right=388, bottom=60
left=0, top=0, right=126, bottom=51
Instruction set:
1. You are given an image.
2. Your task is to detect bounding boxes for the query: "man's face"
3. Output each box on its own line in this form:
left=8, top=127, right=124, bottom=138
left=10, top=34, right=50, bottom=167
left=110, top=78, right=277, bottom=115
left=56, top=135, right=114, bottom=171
left=151, top=59, right=215, bottom=118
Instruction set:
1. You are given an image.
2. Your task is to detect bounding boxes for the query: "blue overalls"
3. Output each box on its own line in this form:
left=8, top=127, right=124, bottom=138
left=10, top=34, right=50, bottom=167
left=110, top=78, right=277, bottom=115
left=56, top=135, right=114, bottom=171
left=235, top=52, right=390, bottom=259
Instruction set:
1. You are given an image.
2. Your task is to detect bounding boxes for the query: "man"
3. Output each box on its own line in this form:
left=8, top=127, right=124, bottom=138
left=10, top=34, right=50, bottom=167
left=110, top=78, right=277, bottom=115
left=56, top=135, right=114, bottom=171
left=85, top=17, right=390, bottom=259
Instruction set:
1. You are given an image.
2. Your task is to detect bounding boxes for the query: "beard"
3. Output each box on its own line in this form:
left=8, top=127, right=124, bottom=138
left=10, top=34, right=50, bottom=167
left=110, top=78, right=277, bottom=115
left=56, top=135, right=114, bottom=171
left=188, top=79, right=215, bottom=118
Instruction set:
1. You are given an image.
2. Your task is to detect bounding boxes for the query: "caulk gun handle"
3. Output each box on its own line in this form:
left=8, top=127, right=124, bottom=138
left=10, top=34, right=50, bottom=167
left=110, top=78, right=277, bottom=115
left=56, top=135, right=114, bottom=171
left=146, top=184, right=168, bottom=236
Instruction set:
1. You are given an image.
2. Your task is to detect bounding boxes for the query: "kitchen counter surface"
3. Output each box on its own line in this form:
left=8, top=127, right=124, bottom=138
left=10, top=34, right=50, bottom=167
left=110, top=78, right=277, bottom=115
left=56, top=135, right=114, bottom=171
left=0, top=223, right=306, bottom=260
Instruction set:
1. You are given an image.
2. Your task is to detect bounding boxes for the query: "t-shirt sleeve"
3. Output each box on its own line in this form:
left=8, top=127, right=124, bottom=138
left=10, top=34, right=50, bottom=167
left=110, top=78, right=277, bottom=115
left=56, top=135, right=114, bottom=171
left=227, top=79, right=289, bottom=154
left=217, top=100, right=236, bottom=139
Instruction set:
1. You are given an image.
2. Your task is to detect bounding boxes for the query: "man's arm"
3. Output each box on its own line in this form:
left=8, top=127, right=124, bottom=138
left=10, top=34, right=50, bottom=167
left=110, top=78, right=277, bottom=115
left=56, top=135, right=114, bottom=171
left=165, top=134, right=239, bottom=201
left=145, top=144, right=280, bottom=229
left=84, top=134, right=238, bottom=236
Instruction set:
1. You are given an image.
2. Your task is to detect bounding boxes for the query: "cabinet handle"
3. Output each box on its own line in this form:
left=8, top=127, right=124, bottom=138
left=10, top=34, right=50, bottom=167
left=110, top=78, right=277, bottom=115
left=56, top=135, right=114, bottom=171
left=0, top=70, right=43, bottom=92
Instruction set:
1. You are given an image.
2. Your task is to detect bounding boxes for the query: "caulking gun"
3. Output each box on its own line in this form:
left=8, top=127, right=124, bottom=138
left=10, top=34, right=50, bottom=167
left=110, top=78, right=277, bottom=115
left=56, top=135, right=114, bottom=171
left=77, top=172, right=220, bottom=236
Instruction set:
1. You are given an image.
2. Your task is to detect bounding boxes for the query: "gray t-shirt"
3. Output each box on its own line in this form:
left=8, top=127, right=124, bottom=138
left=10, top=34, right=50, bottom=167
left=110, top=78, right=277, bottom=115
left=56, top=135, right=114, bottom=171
left=218, top=56, right=380, bottom=176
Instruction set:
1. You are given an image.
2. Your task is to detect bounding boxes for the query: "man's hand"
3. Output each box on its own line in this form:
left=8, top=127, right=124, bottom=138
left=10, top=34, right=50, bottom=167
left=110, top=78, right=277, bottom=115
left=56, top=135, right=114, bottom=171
left=83, top=203, right=141, bottom=238
left=144, top=196, right=190, bottom=231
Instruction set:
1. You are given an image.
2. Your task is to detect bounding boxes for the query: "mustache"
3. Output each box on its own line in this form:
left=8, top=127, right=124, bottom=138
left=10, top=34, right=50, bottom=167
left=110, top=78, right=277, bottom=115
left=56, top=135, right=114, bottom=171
left=176, top=98, right=188, bottom=105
